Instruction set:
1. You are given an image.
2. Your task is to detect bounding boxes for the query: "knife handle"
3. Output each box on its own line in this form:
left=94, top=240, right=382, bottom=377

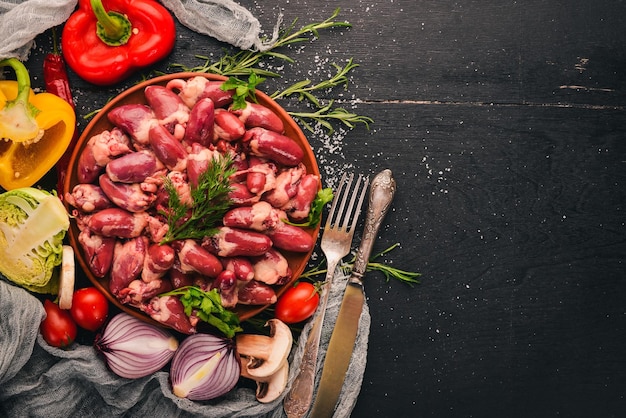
left=350, top=169, right=396, bottom=281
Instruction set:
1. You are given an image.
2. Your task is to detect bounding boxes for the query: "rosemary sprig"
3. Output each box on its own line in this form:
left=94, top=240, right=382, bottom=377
left=288, top=101, right=374, bottom=134
left=271, top=58, right=374, bottom=133
left=299, top=261, right=328, bottom=280
left=359, top=243, right=422, bottom=286
left=273, top=8, right=352, bottom=49
left=174, top=8, right=372, bottom=133
left=159, top=156, right=235, bottom=244
left=245, top=244, right=418, bottom=334
left=301, top=243, right=421, bottom=286
left=270, top=59, right=359, bottom=104
left=180, top=8, right=350, bottom=77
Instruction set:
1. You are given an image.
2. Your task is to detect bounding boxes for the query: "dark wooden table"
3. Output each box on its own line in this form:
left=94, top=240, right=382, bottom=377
left=18, top=0, right=626, bottom=417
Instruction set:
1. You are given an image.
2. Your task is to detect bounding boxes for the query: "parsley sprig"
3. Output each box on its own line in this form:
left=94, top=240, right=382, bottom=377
left=160, top=156, right=235, bottom=244
left=220, top=73, right=265, bottom=110
left=284, top=187, right=333, bottom=227
left=159, top=286, right=243, bottom=338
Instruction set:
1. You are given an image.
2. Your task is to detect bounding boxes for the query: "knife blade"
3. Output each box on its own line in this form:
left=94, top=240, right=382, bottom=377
left=308, top=169, right=396, bottom=418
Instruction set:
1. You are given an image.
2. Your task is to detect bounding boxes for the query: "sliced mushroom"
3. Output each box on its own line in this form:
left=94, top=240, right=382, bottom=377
left=235, top=318, right=292, bottom=378
left=239, top=356, right=289, bottom=403
left=58, top=245, right=76, bottom=309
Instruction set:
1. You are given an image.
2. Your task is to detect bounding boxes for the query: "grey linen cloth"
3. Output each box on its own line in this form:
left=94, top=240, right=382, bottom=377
left=0, top=270, right=370, bottom=418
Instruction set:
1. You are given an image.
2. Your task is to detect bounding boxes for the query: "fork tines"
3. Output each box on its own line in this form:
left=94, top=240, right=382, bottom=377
left=327, top=173, right=370, bottom=232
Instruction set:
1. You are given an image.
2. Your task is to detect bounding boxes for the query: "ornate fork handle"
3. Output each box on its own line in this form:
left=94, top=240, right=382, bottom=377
left=284, top=250, right=341, bottom=416
left=284, top=303, right=326, bottom=416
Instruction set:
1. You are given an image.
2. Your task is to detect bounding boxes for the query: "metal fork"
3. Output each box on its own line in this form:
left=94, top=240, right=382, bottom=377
left=283, top=172, right=369, bottom=418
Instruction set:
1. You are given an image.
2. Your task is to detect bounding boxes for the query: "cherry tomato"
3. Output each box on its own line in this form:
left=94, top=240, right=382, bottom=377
left=40, top=299, right=77, bottom=348
left=275, top=281, right=320, bottom=324
left=70, top=287, right=109, bottom=331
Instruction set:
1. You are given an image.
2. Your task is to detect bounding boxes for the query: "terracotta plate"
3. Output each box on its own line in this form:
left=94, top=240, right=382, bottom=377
left=63, top=72, right=321, bottom=329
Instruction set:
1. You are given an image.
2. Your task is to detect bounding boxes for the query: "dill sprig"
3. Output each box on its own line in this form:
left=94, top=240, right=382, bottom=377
left=160, top=156, right=235, bottom=244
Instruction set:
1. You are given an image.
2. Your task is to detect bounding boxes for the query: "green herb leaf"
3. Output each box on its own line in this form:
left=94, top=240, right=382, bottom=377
left=353, top=243, right=421, bottom=286
left=159, top=286, right=243, bottom=338
left=173, top=8, right=371, bottom=133
left=179, top=8, right=350, bottom=77
left=160, top=156, right=235, bottom=244
left=220, top=73, right=265, bottom=110
left=287, top=100, right=374, bottom=134
left=300, top=243, right=421, bottom=286
left=284, top=187, right=333, bottom=227
left=270, top=59, right=359, bottom=101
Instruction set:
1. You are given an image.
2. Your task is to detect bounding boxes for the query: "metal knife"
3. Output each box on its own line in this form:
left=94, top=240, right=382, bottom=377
left=308, top=169, right=396, bottom=418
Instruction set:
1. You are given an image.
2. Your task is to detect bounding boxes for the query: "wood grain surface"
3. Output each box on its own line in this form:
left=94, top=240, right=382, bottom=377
left=18, top=0, right=626, bottom=417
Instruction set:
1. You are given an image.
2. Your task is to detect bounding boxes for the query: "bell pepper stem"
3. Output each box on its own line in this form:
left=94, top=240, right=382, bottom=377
left=0, top=58, right=43, bottom=143
left=0, top=58, right=37, bottom=114
left=90, top=0, right=132, bottom=46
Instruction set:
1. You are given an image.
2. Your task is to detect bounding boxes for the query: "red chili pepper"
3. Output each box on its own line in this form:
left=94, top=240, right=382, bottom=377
left=44, top=37, right=75, bottom=107
left=44, top=28, right=78, bottom=198
left=61, top=0, right=176, bottom=86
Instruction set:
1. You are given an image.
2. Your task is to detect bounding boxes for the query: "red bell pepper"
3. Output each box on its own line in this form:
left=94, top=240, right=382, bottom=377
left=61, top=0, right=176, bottom=86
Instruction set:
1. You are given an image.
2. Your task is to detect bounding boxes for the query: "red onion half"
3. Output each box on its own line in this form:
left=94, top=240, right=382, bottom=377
left=95, top=313, right=179, bottom=379
left=170, top=333, right=241, bottom=400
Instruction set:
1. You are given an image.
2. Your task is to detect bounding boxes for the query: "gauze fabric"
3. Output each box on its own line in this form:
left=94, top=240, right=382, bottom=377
left=0, top=268, right=369, bottom=418
left=160, top=0, right=282, bottom=51
left=0, top=0, right=77, bottom=61
left=0, top=0, right=280, bottom=61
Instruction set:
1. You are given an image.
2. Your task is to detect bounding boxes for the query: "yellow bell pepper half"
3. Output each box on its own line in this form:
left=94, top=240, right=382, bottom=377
left=0, top=59, right=76, bottom=190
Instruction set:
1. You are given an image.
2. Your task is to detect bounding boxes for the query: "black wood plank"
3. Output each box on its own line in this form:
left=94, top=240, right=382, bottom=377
left=346, top=101, right=626, bottom=417
left=9, top=0, right=626, bottom=416
left=248, top=0, right=626, bottom=108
